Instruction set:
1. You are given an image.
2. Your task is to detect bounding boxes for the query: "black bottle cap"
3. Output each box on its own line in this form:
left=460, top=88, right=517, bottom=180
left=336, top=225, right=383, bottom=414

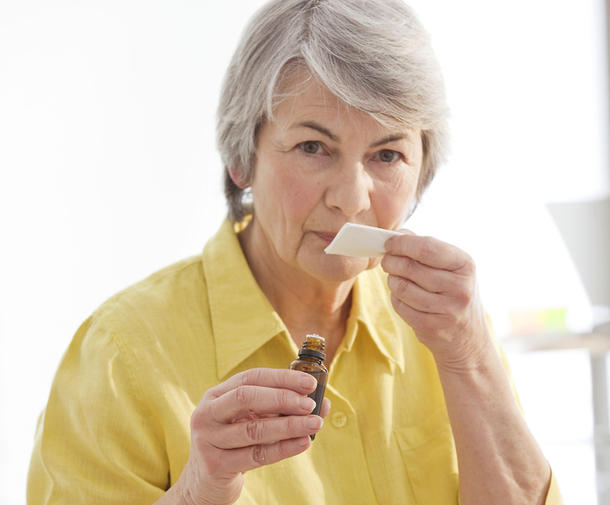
left=298, top=348, right=326, bottom=360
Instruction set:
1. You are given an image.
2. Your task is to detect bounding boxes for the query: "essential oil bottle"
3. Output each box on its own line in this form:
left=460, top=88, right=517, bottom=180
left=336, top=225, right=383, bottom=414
left=289, top=334, right=328, bottom=440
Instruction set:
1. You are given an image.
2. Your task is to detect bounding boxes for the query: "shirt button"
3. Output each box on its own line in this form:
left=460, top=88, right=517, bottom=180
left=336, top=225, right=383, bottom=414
left=331, top=412, right=348, bottom=428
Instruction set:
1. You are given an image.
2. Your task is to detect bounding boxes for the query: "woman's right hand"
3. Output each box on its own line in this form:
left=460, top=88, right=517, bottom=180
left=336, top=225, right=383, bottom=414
left=173, top=368, right=328, bottom=505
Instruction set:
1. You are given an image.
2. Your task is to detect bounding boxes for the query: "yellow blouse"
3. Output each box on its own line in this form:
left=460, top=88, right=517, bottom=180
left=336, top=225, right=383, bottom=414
left=27, top=219, right=563, bottom=504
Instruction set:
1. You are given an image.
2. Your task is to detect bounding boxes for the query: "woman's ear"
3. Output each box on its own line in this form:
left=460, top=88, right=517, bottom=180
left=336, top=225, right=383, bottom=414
left=228, top=166, right=251, bottom=189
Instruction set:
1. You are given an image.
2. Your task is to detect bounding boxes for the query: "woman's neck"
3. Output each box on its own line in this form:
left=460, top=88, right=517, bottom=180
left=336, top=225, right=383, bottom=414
left=238, top=221, right=354, bottom=362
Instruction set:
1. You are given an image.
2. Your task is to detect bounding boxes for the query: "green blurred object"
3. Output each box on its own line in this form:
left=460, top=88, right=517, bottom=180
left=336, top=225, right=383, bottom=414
left=542, top=307, right=568, bottom=331
left=509, top=307, right=568, bottom=335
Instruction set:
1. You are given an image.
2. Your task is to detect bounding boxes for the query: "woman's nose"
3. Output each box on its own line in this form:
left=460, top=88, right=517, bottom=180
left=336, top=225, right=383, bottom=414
left=324, top=160, right=372, bottom=218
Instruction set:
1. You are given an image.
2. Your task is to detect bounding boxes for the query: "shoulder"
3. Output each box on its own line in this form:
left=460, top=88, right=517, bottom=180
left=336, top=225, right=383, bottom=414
left=73, top=219, right=246, bottom=390
left=78, top=254, right=213, bottom=372
left=99, top=255, right=204, bottom=317
left=86, top=255, right=205, bottom=340
left=93, top=218, right=240, bottom=336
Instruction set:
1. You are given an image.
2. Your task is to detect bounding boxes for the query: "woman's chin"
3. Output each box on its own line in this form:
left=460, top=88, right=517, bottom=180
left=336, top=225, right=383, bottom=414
left=305, top=253, right=374, bottom=283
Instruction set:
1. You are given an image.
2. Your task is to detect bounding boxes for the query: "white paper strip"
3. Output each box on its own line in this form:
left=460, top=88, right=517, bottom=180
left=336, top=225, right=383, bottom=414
left=324, top=223, right=400, bottom=257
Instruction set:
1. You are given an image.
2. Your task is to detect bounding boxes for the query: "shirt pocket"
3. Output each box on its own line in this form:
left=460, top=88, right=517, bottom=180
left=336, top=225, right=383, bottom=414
left=394, top=422, right=460, bottom=505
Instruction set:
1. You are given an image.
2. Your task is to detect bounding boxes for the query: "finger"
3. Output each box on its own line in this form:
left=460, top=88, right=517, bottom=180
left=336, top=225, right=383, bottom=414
left=381, top=254, right=458, bottom=294
left=387, top=275, right=444, bottom=314
left=390, top=294, right=451, bottom=334
left=207, top=368, right=318, bottom=400
left=210, top=415, right=323, bottom=449
left=384, top=234, right=472, bottom=272
left=216, top=436, right=313, bottom=474
left=211, top=385, right=316, bottom=423
left=319, top=397, right=331, bottom=419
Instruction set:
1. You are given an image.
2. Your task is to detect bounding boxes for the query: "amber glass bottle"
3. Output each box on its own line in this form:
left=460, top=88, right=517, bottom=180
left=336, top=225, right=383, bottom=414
left=289, top=334, right=328, bottom=440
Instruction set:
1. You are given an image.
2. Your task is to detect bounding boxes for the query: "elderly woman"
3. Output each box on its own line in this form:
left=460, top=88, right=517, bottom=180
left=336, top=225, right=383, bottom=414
left=27, top=1, right=563, bottom=504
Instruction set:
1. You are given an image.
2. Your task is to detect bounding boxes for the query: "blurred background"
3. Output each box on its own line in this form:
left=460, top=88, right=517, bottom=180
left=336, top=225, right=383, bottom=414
left=0, top=0, right=608, bottom=503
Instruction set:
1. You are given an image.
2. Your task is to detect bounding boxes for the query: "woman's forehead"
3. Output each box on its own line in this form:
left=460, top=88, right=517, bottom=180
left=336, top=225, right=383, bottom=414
left=273, top=70, right=417, bottom=139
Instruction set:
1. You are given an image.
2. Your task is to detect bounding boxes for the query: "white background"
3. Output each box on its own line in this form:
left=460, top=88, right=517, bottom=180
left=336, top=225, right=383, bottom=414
left=1, top=1, right=608, bottom=504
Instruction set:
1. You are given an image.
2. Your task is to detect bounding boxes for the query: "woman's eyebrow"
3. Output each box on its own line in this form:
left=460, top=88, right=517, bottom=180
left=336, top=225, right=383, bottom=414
left=292, top=120, right=408, bottom=147
left=370, top=134, right=408, bottom=148
left=292, top=121, right=339, bottom=142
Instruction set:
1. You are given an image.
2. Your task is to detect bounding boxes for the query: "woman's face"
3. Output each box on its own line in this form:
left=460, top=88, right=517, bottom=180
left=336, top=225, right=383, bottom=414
left=247, top=72, right=423, bottom=284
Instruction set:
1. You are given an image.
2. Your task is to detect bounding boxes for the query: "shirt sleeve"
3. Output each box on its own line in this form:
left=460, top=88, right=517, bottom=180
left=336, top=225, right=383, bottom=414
left=544, top=470, right=564, bottom=505
left=27, top=316, right=169, bottom=504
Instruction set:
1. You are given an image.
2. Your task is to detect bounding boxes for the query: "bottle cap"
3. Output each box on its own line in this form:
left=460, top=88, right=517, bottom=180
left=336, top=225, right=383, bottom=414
left=299, top=334, right=326, bottom=360
left=298, top=348, right=326, bottom=360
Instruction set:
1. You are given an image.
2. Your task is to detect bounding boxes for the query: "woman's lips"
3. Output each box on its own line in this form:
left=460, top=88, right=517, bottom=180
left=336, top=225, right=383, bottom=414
left=314, top=231, right=337, bottom=245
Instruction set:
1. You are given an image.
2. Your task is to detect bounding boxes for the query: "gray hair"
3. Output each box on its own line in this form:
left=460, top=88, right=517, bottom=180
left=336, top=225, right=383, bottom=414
left=217, top=0, right=449, bottom=222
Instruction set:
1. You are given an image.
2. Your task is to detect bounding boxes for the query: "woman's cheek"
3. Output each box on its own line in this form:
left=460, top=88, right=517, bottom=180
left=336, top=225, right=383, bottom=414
left=372, top=192, right=409, bottom=229
left=380, top=177, right=418, bottom=226
left=277, top=172, right=320, bottom=218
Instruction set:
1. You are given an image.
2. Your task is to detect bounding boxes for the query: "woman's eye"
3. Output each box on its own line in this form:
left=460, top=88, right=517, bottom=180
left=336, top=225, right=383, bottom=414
left=299, top=141, right=323, bottom=154
left=375, top=149, right=400, bottom=163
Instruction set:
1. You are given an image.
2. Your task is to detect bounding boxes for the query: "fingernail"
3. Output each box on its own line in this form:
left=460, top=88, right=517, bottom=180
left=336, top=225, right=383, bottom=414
left=297, top=436, right=310, bottom=448
left=306, top=415, right=323, bottom=430
left=300, top=396, right=316, bottom=411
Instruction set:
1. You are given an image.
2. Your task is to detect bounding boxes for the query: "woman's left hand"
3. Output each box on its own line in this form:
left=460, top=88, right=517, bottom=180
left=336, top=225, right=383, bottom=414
left=381, top=231, right=493, bottom=371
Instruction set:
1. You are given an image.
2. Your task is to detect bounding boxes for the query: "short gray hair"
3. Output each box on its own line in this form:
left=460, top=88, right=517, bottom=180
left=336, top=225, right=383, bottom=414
left=217, top=0, right=449, bottom=222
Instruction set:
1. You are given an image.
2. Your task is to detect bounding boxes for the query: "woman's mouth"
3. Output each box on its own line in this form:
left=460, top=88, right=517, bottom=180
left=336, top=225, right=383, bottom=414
left=314, top=231, right=337, bottom=245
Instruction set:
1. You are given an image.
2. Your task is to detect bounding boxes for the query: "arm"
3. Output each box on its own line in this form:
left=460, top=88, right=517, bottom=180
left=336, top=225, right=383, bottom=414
left=435, top=338, right=550, bottom=504
left=27, top=317, right=326, bottom=505
left=27, top=318, right=171, bottom=504
left=382, top=233, right=555, bottom=505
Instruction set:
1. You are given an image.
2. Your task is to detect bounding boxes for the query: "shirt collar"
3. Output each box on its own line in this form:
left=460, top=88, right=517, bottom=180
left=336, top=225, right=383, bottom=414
left=350, top=267, right=406, bottom=372
left=203, top=218, right=287, bottom=380
left=203, top=218, right=406, bottom=379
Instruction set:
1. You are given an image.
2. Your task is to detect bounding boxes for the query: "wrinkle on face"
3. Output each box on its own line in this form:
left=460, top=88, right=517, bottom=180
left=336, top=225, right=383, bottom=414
left=244, top=67, right=422, bottom=291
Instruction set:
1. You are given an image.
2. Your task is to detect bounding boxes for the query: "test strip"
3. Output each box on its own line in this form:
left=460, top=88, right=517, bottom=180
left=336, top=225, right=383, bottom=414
left=324, top=223, right=400, bottom=257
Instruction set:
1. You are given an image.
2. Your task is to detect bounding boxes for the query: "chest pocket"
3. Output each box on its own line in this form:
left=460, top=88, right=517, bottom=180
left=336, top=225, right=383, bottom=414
left=394, top=422, right=460, bottom=505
